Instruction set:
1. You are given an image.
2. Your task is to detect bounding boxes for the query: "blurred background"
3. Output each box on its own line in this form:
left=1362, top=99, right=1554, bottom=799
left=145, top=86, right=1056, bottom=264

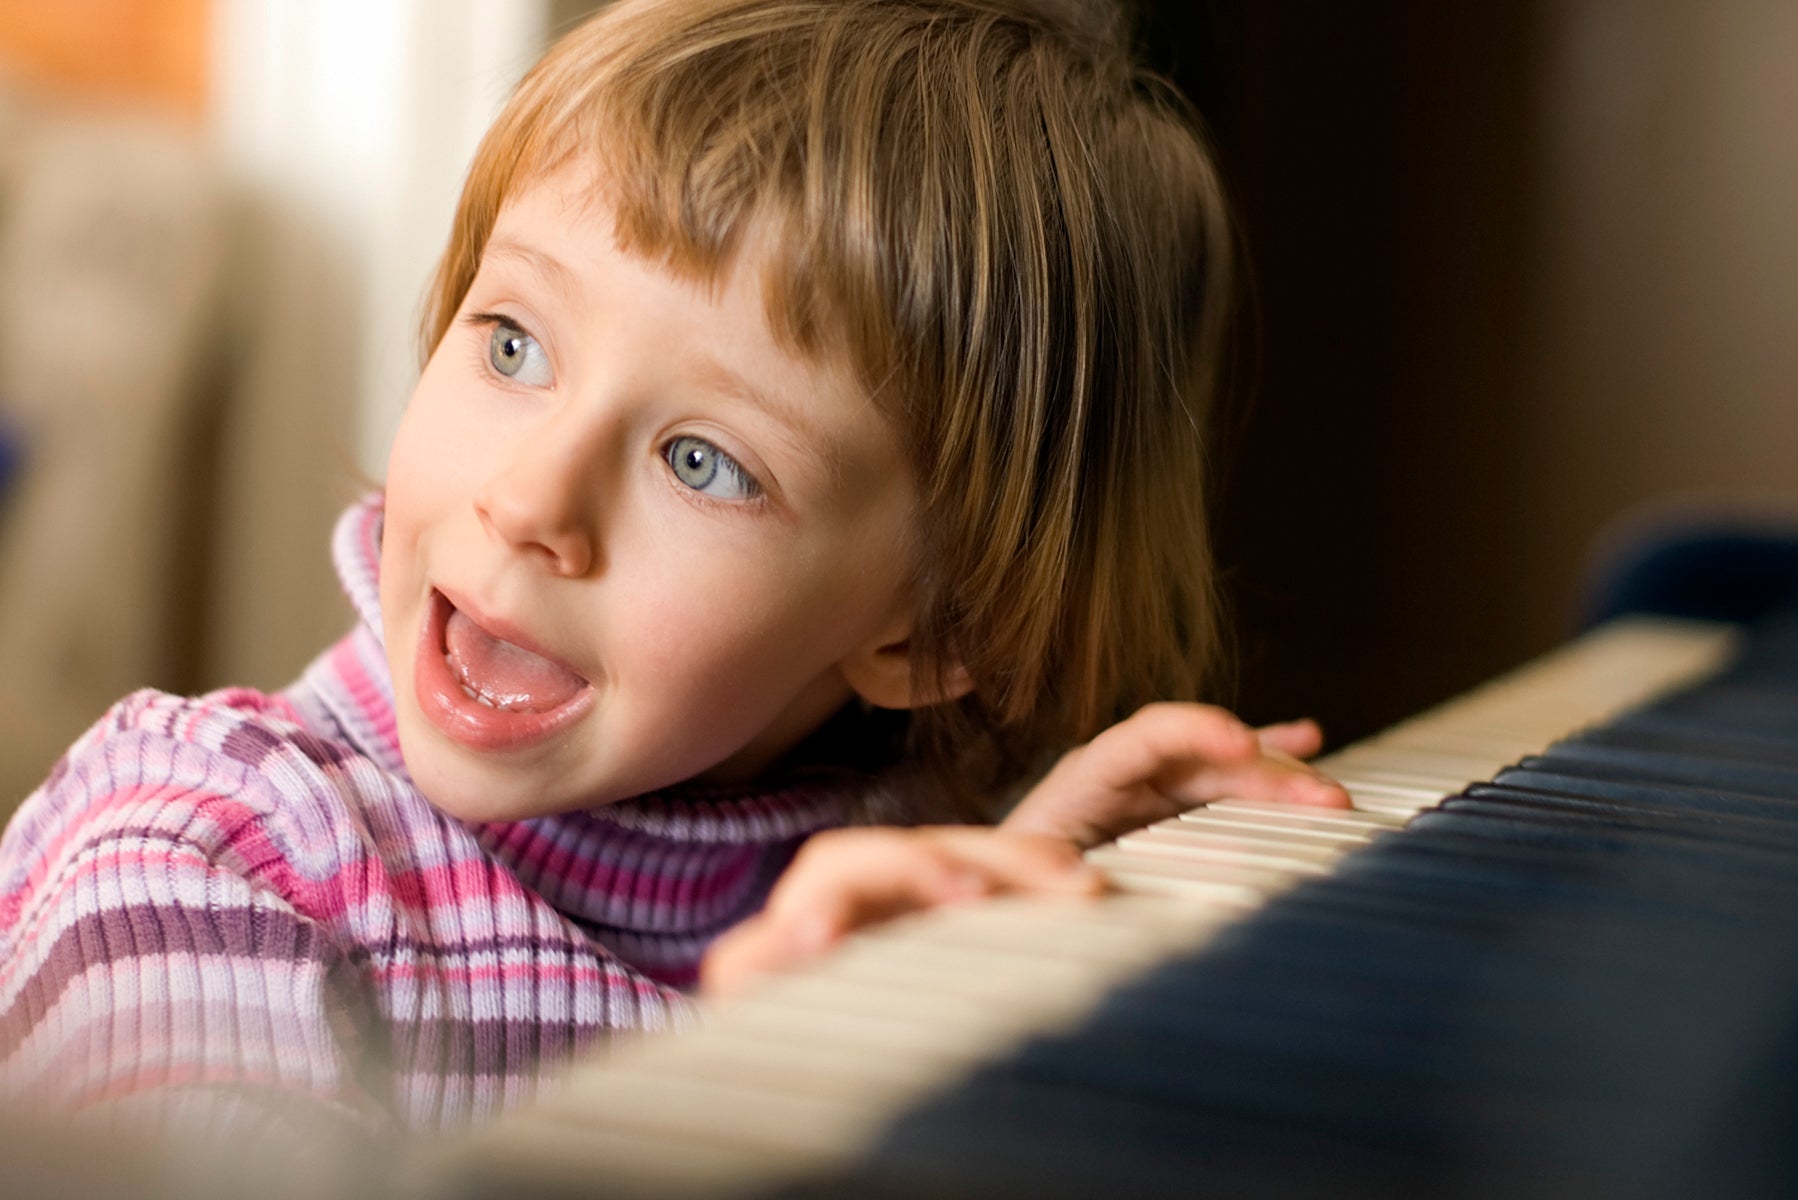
left=0, top=0, right=1795, bottom=814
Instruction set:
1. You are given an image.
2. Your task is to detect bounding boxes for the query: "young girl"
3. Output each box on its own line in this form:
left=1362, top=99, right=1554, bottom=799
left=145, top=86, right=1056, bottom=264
left=0, top=0, right=1344, bottom=1164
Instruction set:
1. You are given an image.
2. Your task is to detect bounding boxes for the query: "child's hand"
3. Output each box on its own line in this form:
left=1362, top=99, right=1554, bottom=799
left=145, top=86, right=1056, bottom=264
left=701, top=827, right=1103, bottom=998
left=998, top=703, right=1351, bottom=850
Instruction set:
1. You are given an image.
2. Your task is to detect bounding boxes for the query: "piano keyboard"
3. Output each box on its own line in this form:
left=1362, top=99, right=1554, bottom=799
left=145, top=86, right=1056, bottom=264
left=414, top=614, right=1798, bottom=1199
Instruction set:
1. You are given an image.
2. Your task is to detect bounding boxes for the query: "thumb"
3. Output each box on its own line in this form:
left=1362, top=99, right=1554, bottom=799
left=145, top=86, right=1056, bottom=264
left=701, top=908, right=836, bottom=1000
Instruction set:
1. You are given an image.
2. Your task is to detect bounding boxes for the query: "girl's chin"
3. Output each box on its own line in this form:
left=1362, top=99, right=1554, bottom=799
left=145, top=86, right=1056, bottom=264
left=400, top=745, right=591, bottom=822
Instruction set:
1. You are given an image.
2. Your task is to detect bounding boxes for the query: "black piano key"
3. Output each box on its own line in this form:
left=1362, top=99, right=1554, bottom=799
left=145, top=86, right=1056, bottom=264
left=1335, top=831, right=1798, bottom=925
left=1560, top=722, right=1798, bottom=770
left=1605, top=698, right=1798, bottom=746
left=1403, top=809, right=1798, bottom=874
left=1441, top=790, right=1798, bottom=848
left=1513, top=747, right=1798, bottom=802
left=1526, top=738, right=1798, bottom=796
left=1487, top=765, right=1798, bottom=820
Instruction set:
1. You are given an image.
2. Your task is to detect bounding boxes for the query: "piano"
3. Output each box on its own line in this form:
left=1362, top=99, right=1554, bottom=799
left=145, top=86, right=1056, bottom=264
left=413, top=613, right=1798, bottom=1198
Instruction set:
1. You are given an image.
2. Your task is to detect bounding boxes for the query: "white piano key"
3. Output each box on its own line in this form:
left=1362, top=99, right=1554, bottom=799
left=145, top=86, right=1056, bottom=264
left=1205, top=798, right=1410, bottom=830
left=1176, top=809, right=1382, bottom=845
left=1116, top=825, right=1344, bottom=871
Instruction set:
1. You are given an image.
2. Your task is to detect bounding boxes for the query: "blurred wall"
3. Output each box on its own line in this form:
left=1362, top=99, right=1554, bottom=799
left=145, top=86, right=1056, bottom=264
left=0, top=1, right=548, bottom=808
left=1519, top=0, right=1798, bottom=635
left=1148, top=0, right=1798, bottom=743
left=0, top=0, right=264, bottom=808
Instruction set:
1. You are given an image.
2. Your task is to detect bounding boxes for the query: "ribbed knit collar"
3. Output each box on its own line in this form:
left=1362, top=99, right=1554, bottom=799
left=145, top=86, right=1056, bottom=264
left=290, top=495, right=859, bottom=972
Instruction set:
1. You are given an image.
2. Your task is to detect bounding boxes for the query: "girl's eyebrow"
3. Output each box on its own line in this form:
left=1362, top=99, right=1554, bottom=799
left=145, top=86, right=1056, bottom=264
left=482, top=235, right=580, bottom=304
left=685, top=351, right=830, bottom=447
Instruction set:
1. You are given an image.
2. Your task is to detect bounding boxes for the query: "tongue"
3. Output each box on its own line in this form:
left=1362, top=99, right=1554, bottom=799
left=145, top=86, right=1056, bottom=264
left=444, top=609, right=588, bottom=712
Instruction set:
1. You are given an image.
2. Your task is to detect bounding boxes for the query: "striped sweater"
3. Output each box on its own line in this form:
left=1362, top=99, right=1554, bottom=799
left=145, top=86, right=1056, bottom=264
left=0, top=497, right=855, bottom=1146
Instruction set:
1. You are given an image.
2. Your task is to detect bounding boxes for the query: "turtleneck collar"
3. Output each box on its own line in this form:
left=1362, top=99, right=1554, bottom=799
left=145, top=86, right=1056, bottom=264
left=286, top=495, right=865, bottom=973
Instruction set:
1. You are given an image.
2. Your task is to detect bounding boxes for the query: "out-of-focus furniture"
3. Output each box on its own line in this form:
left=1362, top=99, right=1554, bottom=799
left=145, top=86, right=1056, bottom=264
left=0, top=81, right=356, bottom=814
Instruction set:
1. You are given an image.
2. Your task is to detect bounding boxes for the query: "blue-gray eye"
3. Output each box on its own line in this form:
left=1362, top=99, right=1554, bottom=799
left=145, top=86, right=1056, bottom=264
left=664, top=436, right=760, bottom=501
left=487, top=320, right=553, bottom=386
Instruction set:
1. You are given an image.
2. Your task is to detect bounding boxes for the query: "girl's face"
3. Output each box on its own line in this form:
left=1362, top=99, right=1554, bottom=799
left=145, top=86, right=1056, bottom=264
left=381, top=171, right=922, bottom=821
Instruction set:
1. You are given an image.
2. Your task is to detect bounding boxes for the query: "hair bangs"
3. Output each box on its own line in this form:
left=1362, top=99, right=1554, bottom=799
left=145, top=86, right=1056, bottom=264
left=424, top=1, right=904, bottom=405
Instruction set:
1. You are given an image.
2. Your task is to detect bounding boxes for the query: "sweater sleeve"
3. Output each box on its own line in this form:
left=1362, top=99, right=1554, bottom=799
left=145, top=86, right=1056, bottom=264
left=0, top=755, right=394, bottom=1163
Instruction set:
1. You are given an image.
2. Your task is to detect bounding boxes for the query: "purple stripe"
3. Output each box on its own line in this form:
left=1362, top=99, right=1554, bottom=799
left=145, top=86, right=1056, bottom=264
left=3, top=906, right=679, bottom=1096
left=476, top=819, right=783, bottom=929
left=4, top=878, right=697, bottom=1050
left=1, top=900, right=335, bottom=1060
left=6, top=878, right=701, bottom=1019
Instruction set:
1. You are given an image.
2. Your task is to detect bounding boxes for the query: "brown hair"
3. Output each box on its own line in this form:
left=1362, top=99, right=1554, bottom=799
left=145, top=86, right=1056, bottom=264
left=420, top=0, right=1233, bottom=814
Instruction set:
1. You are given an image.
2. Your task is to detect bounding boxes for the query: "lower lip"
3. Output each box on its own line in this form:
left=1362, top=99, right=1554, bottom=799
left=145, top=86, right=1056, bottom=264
left=414, top=590, right=595, bottom=752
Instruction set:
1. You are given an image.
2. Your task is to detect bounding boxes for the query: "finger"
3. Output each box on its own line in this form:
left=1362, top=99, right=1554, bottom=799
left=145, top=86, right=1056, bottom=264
left=701, top=833, right=970, bottom=1000
left=916, top=828, right=1107, bottom=896
left=1065, top=703, right=1262, bottom=798
left=762, top=829, right=1100, bottom=936
left=1160, top=748, right=1352, bottom=810
left=1084, top=706, right=1346, bottom=810
left=702, top=911, right=811, bottom=999
left=1256, top=718, right=1325, bottom=759
left=1003, top=705, right=1269, bottom=845
left=701, top=830, right=1101, bottom=999
left=762, top=829, right=985, bottom=933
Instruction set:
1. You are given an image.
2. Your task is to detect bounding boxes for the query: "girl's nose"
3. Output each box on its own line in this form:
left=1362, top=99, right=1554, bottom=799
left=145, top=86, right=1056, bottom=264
left=472, top=439, right=600, bottom=578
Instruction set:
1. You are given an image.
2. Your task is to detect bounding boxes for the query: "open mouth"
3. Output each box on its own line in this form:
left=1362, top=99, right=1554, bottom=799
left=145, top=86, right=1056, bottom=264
left=415, top=590, right=595, bottom=751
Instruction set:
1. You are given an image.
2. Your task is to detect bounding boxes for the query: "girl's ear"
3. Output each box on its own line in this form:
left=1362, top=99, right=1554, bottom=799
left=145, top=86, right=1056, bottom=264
left=838, top=631, right=975, bottom=711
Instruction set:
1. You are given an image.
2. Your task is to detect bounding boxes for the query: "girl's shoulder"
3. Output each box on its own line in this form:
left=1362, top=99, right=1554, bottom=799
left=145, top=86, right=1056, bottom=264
left=0, top=683, right=422, bottom=922
left=43, top=683, right=362, bottom=816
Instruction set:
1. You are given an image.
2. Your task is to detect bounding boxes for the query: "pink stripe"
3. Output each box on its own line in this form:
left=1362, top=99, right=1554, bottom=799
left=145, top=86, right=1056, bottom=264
left=7, top=790, right=677, bottom=945
left=9, top=806, right=747, bottom=961
left=8, top=814, right=627, bottom=956
left=11, top=781, right=241, bottom=915
left=332, top=638, right=398, bottom=749
left=0, top=844, right=620, bottom=998
left=0, top=843, right=241, bottom=989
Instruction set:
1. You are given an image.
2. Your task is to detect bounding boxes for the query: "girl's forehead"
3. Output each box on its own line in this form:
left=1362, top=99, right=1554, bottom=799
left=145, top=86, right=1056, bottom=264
left=496, top=157, right=895, bottom=401
left=492, top=168, right=800, bottom=345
